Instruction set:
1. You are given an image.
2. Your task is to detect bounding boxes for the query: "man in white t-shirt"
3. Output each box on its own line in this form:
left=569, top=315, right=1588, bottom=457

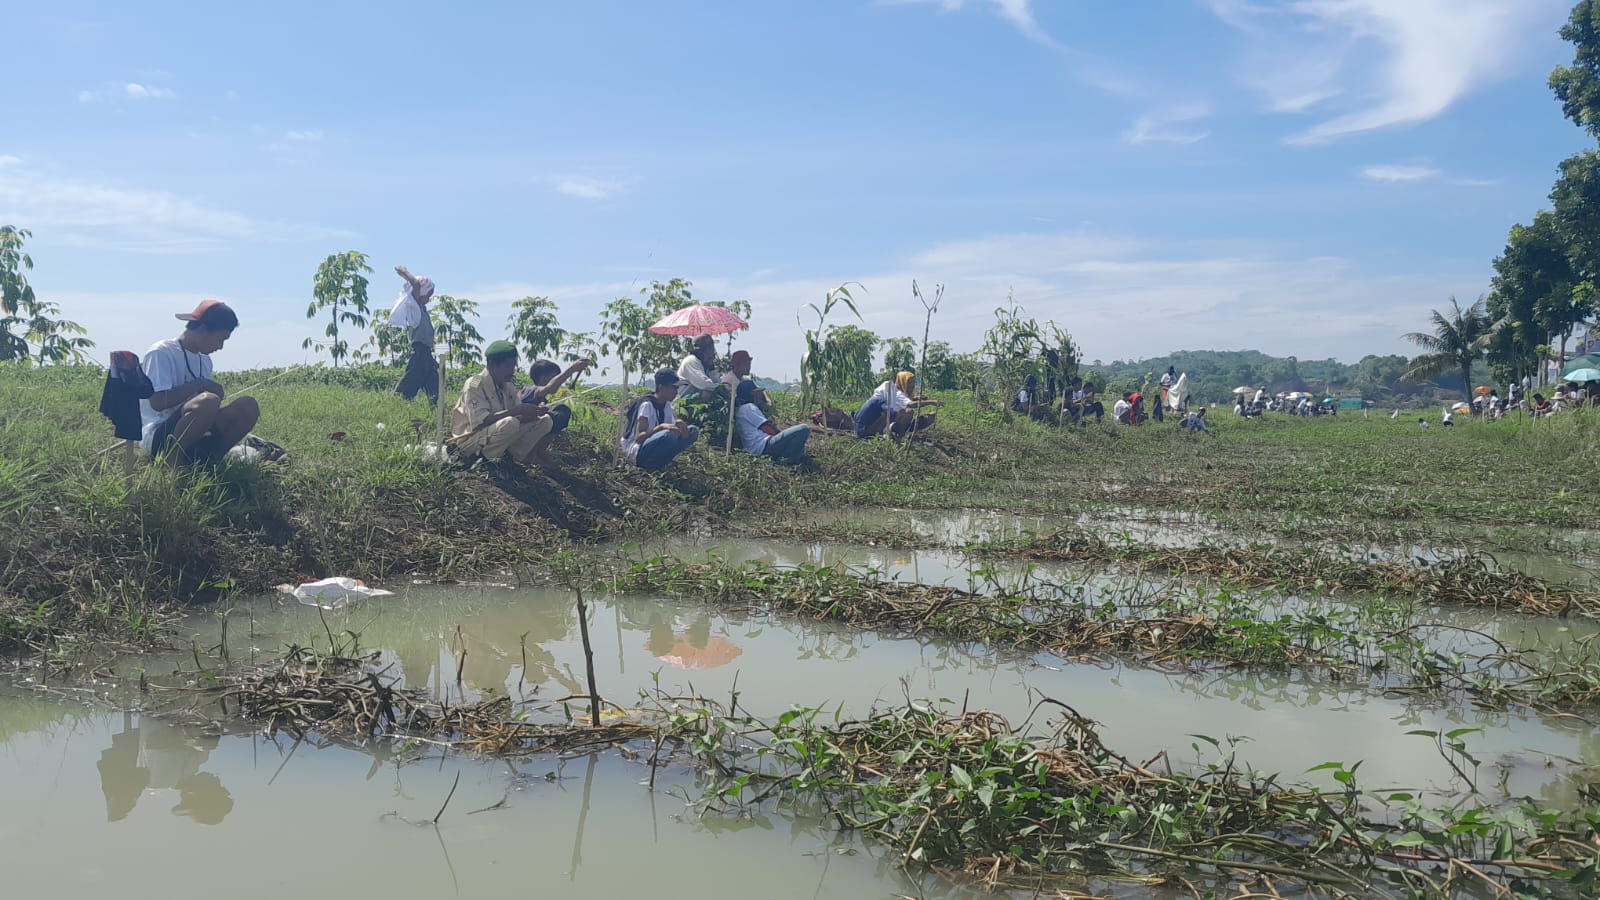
left=139, top=300, right=260, bottom=463
left=621, top=369, right=698, bottom=469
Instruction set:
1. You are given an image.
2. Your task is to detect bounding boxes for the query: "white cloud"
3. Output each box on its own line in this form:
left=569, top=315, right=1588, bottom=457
left=1123, top=103, right=1211, bottom=145
left=544, top=174, right=634, bottom=201
left=78, top=89, right=100, bottom=104
left=883, top=0, right=1059, bottom=48
left=1360, top=164, right=1441, bottom=183
left=123, top=82, right=174, bottom=100
left=284, top=130, right=323, bottom=142
left=0, top=155, right=21, bottom=169
left=0, top=163, right=350, bottom=253
left=1208, top=0, right=1565, bottom=144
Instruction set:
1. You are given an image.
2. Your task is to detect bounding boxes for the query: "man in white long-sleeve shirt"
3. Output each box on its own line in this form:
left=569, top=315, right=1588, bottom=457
left=389, top=265, right=437, bottom=403
left=676, top=333, right=722, bottom=399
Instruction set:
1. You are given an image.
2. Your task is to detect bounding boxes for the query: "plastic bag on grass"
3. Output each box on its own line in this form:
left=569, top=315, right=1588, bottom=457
left=276, top=577, right=393, bottom=609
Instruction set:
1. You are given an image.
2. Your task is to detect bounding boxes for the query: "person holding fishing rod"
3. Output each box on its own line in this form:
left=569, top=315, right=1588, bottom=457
left=449, top=341, right=552, bottom=475
left=518, top=356, right=592, bottom=467
left=389, top=264, right=438, bottom=403
left=139, top=300, right=260, bottom=464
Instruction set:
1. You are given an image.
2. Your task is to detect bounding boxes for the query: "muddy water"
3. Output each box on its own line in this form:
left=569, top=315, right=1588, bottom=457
left=2, top=577, right=1596, bottom=898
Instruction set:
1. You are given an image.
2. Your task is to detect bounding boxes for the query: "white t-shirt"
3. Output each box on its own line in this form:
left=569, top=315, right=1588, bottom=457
left=735, top=403, right=773, bottom=455
left=139, top=338, right=213, bottom=451
left=621, top=396, right=675, bottom=462
left=869, top=380, right=909, bottom=414
left=1113, top=399, right=1130, bottom=420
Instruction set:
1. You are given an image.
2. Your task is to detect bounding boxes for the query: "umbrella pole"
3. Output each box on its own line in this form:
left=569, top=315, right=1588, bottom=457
left=724, top=334, right=737, bottom=454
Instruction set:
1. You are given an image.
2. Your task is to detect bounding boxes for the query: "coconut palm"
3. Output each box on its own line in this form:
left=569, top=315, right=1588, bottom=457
left=1401, top=296, right=1492, bottom=399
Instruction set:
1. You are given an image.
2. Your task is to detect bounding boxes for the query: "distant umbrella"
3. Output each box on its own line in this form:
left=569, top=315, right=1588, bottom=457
left=1232, top=386, right=1253, bottom=395
left=1451, top=401, right=1472, bottom=413
left=1474, top=386, right=1492, bottom=395
left=648, top=304, right=748, bottom=337
left=1562, top=366, right=1600, bottom=382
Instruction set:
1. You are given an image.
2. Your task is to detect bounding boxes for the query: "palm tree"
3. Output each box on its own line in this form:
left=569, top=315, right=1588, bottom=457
left=1402, top=296, right=1491, bottom=398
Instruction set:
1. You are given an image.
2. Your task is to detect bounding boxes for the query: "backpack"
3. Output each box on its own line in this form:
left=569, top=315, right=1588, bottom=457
left=621, top=394, right=668, bottom=441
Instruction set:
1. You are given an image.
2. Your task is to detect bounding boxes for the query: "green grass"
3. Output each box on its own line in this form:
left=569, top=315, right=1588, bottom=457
left=3, top=363, right=1597, bottom=654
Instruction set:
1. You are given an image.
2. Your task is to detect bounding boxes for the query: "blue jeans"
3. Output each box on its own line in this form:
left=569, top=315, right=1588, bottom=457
left=636, top=425, right=699, bottom=469
left=853, top=396, right=889, bottom=438
left=763, top=424, right=810, bottom=462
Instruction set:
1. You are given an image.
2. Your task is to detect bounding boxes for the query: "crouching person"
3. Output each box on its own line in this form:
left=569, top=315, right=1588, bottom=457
left=622, top=369, right=698, bottom=470
left=140, top=300, right=259, bottom=465
left=451, top=340, right=552, bottom=472
left=734, top=380, right=809, bottom=463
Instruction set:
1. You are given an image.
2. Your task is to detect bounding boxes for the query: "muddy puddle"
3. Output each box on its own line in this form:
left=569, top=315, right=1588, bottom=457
left=3, top=561, right=1597, bottom=896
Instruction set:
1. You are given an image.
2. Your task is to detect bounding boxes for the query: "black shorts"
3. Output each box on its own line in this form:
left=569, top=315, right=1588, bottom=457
left=150, top=414, right=225, bottom=464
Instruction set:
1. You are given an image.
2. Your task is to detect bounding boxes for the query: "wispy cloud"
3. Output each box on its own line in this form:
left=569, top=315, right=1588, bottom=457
left=883, top=0, right=1059, bottom=48
left=79, top=81, right=176, bottom=103
left=1361, top=164, right=1441, bottom=183
left=283, top=129, right=323, bottom=142
left=0, top=161, right=350, bottom=253
left=123, top=82, right=174, bottom=100
left=1208, top=0, right=1563, bottom=144
left=0, top=155, right=22, bottom=169
left=1123, top=103, right=1211, bottom=145
left=543, top=174, right=635, bottom=201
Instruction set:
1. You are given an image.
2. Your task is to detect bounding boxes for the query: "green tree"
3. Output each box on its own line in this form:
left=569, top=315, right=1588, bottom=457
left=430, top=295, right=484, bottom=371
left=1, top=226, right=93, bottom=365
left=506, top=296, right=567, bottom=362
left=1550, top=0, right=1600, bottom=139
left=1490, top=212, right=1577, bottom=383
left=304, top=251, right=372, bottom=367
left=922, top=340, right=960, bottom=390
left=598, top=294, right=652, bottom=398
left=1401, top=296, right=1492, bottom=398
left=882, top=336, right=916, bottom=376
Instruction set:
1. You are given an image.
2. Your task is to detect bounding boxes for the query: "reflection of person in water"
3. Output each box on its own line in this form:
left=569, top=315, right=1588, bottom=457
left=96, top=716, right=234, bottom=825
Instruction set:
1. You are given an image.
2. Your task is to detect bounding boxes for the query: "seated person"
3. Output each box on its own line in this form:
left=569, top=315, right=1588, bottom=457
left=1532, top=393, right=1552, bottom=416
left=1113, top=393, right=1132, bottom=424
left=676, top=333, right=722, bottom=402
left=724, top=350, right=771, bottom=411
left=1065, top=381, right=1105, bottom=423
left=733, top=380, right=809, bottom=463
left=140, top=300, right=260, bottom=465
left=621, top=370, right=698, bottom=470
left=854, top=371, right=940, bottom=438
left=450, top=341, right=552, bottom=471
left=519, top=357, right=592, bottom=462
left=1180, top=407, right=1208, bottom=432
left=1012, top=374, right=1038, bottom=414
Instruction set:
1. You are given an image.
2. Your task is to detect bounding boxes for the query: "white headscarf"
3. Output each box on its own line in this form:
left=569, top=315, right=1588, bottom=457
left=388, top=276, right=436, bottom=329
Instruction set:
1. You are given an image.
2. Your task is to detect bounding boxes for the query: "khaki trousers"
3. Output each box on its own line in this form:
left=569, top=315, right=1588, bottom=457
left=458, top=415, right=552, bottom=462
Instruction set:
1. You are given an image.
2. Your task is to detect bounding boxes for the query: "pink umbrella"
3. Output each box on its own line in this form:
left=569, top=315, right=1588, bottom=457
left=648, top=304, right=747, bottom=337
left=649, top=304, right=749, bottom=453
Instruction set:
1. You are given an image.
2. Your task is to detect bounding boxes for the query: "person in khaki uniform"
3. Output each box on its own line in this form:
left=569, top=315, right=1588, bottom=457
left=450, top=340, right=552, bottom=471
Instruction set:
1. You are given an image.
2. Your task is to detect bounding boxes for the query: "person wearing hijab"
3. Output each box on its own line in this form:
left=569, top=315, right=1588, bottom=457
left=389, top=265, right=438, bottom=402
left=854, top=371, right=941, bottom=438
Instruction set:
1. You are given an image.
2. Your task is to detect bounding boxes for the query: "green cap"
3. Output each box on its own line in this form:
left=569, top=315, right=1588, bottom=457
left=485, top=340, right=518, bottom=362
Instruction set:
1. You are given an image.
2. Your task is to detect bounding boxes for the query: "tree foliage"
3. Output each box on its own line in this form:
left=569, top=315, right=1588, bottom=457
left=429, top=294, right=484, bottom=371
left=506, top=296, right=567, bottom=362
left=799, top=283, right=866, bottom=412
left=1401, top=297, right=1492, bottom=398
left=1, top=226, right=94, bottom=365
left=1550, top=0, right=1600, bottom=139
left=305, top=251, right=372, bottom=367
left=979, top=294, right=1079, bottom=406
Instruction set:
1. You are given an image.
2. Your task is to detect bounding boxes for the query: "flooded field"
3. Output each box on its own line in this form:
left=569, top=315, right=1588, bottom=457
left=4, top=558, right=1598, bottom=897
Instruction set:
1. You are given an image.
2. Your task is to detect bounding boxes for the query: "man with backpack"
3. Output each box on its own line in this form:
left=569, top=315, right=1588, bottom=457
left=621, top=369, right=698, bottom=469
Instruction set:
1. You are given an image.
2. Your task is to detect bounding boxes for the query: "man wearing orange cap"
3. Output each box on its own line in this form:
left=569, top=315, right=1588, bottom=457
left=139, top=300, right=260, bottom=464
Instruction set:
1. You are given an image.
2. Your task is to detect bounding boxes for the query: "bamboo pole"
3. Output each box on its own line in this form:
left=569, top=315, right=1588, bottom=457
left=436, top=353, right=448, bottom=444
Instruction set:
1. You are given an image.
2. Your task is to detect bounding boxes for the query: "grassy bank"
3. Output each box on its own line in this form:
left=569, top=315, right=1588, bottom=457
left=3, top=364, right=1598, bottom=655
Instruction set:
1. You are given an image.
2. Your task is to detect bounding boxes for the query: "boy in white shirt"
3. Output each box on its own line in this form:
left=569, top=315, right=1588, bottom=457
left=140, top=300, right=260, bottom=464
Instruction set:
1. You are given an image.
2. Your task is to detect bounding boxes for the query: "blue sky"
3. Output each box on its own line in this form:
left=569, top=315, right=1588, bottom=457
left=1, top=0, right=1590, bottom=376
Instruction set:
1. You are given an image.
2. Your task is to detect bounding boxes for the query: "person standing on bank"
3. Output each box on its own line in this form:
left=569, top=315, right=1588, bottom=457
left=389, top=265, right=438, bottom=403
left=450, top=341, right=552, bottom=472
left=140, top=300, right=260, bottom=464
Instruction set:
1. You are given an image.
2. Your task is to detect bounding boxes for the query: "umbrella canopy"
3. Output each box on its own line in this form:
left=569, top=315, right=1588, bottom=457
left=1232, top=386, right=1253, bottom=395
left=653, top=634, right=743, bottom=670
left=1474, top=385, right=1492, bottom=395
left=1562, top=366, right=1600, bottom=382
left=1563, top=354, right=1600, bottom=372
left=1451, top=401, right=1471, bottom=412
left=1287, top=391, right=1309, bottom=400
left=648, top=304, right=748, bottom=337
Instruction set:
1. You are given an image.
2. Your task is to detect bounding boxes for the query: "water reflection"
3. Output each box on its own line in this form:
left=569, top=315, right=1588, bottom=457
left=96, top=713, right=233, bottom=825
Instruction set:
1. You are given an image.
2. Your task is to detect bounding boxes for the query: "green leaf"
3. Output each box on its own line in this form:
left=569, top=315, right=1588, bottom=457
left=949, top=764, right=972, bottom=790
left=1389, top=831, right=1428, bottom=848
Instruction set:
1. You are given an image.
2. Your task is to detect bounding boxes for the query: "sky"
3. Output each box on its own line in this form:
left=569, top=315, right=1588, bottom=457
left=1, top=0, right=1593, bottom=377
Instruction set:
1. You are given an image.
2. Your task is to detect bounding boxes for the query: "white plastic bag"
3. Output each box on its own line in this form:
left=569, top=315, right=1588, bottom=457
left=276, top=577, right=394, bottom=609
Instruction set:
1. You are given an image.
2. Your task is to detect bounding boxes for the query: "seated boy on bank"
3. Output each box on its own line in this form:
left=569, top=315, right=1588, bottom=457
left=450, top=341, right=552, bottom=471
left=140, top=300, right=260, bottom=465
left=519, top=357, right=592, bottom=465
left=733, top=379, right=809, bottom=463
left=621, top=370, right=698, bottom=470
